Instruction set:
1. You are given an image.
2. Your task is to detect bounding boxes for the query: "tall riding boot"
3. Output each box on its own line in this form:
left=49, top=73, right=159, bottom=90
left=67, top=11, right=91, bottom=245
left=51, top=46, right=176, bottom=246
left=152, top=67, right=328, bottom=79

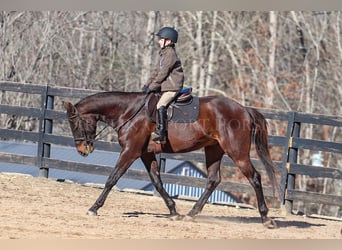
left=152, top=106, right=167, bottom=144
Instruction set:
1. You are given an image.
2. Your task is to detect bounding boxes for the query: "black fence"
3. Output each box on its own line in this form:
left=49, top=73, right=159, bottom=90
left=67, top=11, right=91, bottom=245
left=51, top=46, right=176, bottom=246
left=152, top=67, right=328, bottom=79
left=0, top=81, right=341, bottom=214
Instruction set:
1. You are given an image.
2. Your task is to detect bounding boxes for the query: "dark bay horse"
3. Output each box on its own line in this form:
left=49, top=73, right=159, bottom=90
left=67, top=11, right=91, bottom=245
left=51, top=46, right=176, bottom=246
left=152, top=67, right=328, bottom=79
left=63, top=91, right=278, bottom=228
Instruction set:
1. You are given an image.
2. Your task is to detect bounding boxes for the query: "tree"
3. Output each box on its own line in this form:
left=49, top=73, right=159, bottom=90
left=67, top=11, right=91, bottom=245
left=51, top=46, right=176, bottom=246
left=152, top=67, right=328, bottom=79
left=140, top=11, right=158, bottom=87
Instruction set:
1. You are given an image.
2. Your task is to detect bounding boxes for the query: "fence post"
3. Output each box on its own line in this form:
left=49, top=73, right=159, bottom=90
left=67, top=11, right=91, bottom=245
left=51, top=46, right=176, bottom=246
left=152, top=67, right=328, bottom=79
left=285, top=121, right=300, bottom=213
left=280, top=111, right=300, bottom=214
left=153, top=156, right=166, bottom=196
left=37, top=85, right=54, bottom=178
left=160, top=157, right=166, bottom=173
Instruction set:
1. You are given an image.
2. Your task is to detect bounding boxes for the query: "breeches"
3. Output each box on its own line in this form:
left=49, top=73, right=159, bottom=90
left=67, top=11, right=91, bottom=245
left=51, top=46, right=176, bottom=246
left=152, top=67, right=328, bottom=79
left=157, top=91, right=177, bottom=109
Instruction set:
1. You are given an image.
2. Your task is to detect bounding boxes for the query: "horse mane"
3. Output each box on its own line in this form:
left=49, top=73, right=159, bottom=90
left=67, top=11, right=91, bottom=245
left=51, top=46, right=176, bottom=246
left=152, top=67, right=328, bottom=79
left=76, top=91, right=145, bottom=105
left=75, top=91, right=146, bottom=114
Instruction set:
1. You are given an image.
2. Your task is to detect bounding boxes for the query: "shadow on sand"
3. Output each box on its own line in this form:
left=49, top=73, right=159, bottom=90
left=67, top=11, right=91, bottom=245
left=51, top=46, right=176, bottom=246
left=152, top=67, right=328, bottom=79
left=122, top=211, right=326, bottom=229
left=200, top=215, right=326, bottom=229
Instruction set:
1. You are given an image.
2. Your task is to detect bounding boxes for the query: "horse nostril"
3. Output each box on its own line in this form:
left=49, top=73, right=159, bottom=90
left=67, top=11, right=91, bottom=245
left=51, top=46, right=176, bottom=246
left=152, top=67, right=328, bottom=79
left=77, top=148, right=87, bottom=157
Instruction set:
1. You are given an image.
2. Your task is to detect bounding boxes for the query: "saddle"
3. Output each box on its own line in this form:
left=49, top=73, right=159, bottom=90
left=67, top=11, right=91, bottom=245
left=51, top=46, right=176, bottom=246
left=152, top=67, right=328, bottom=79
left=145, top=88, right=200, bottom=123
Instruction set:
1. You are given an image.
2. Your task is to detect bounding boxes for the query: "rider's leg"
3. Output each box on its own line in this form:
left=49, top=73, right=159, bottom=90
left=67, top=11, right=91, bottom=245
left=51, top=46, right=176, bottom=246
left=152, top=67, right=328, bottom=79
left=152, top=91, right=177, bottom=144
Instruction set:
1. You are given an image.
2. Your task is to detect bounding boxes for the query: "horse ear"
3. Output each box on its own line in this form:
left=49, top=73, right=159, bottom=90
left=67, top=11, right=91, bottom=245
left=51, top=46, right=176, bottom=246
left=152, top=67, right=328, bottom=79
left=63, top=101, right=76, bottom=114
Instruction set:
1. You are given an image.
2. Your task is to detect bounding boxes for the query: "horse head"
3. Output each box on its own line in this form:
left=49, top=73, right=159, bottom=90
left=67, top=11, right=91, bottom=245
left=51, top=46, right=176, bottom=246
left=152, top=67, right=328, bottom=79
left=63, top=101, right=96, bottom=157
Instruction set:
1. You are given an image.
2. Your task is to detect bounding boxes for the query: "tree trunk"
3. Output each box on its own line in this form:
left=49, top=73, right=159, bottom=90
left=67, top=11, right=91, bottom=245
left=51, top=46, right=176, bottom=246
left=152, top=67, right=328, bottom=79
left=140, top=11, right=158, bottom=87
left=84, top=30, right=96, bottom=86
left=194, top=11, right=205, bottom=96
left=205, top=11, right=218, bottom=96
left=265, top=11, right=277, bottom=107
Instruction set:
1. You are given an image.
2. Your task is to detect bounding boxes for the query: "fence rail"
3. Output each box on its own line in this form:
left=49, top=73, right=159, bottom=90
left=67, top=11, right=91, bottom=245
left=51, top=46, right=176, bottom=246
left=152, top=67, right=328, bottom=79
left=1, top=81, right=341, bottom=214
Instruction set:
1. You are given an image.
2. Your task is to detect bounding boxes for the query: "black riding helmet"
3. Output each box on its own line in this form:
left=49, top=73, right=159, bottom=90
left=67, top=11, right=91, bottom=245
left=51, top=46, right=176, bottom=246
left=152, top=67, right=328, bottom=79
left=155, top=27, right=178, bottom=43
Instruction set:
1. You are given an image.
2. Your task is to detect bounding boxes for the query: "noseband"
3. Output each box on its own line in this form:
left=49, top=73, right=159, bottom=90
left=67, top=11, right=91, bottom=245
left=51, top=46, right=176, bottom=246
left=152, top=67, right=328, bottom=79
left=68, top=108, right=110, bottom=145
left=68, top=113, right=92, bottom=143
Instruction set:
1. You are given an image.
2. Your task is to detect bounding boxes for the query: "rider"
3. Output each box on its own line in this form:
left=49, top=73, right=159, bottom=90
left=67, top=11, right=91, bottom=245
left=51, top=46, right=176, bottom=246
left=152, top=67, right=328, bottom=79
left=142, top=26, right=184, bottom=144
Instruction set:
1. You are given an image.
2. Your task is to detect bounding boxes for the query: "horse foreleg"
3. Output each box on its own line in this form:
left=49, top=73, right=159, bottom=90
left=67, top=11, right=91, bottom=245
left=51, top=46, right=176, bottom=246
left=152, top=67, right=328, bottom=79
left=87, top=151, right=138, bottom=216
left=187, top=144, right=224, bottom=218
left=141, top=153, right=179, bottom=217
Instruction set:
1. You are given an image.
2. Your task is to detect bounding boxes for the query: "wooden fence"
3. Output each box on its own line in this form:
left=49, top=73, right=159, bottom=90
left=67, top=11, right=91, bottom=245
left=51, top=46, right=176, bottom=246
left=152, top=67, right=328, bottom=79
left=0, top=81, right=341, bottom=215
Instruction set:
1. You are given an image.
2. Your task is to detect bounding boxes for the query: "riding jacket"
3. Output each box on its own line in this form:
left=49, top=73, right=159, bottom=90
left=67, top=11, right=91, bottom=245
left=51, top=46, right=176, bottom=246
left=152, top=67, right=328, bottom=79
left=146, top=45, right=184, bottom=92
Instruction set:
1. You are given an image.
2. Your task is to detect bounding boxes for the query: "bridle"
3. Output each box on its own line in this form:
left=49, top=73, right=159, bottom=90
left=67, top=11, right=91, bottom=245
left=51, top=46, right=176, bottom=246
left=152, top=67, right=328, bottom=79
left=68, top=113, right=97, bottom=144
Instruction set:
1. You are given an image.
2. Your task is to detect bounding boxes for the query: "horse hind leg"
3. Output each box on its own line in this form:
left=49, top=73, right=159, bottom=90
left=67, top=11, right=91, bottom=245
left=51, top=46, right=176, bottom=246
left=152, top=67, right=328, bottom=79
left=187, top=144, right=224, bottom=218
left=236, top=158, right=278, bottom=228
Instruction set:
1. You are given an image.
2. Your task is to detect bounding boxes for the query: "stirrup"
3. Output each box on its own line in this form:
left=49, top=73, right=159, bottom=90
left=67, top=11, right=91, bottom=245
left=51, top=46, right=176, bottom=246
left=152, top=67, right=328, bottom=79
left=151, top=131, right=167, bottom=144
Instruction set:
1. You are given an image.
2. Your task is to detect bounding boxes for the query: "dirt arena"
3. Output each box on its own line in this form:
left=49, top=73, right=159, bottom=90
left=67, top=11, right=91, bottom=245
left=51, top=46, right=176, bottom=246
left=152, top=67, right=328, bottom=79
left=0, top=172, right=341, bottom=239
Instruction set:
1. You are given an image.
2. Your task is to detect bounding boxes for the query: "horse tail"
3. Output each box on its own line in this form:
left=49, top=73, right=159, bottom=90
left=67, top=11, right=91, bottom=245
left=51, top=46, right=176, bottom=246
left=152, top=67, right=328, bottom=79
left=246, top=107, right=278, bottom=199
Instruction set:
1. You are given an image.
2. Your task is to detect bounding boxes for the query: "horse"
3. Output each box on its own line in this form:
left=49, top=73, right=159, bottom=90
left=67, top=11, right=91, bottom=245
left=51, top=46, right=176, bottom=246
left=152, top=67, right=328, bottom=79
left=63, top=91, right=278, bottom=228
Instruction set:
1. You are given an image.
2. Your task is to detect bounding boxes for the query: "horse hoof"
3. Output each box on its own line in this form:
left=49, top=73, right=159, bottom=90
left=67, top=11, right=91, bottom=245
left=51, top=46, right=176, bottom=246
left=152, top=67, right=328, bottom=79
left=169, top=214, right=184, bottom=221
left=263, top=218, right=278, bottom=229
left=87, top=210, right=98, bottom=216
left=183, top=215, right=195, bottom=222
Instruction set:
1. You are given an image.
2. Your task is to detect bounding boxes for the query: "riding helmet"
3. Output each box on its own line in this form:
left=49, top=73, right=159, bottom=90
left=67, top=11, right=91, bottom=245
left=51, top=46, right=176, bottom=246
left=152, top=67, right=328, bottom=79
left=155, top=27, right=178, bottom=43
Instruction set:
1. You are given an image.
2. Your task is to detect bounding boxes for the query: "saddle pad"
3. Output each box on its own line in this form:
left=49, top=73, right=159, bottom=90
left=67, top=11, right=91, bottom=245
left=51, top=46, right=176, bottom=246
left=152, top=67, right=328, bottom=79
left=169, top=96, right=199, bottom=123
left=145, top=93, right=200, bottom=123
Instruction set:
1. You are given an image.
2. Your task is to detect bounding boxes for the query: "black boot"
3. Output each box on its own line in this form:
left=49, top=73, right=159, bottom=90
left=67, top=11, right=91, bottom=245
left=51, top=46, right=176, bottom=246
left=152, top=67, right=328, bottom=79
left=152, top=106, right=167, bottom=144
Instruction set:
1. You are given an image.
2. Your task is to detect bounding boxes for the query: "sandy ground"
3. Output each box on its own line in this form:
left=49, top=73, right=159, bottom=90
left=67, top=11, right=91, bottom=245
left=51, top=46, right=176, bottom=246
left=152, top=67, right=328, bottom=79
left=0, top=172, right=341, bottom=239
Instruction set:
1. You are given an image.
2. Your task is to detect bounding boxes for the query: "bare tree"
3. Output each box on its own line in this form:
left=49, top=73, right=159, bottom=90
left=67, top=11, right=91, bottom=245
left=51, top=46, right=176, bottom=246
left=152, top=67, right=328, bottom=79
left=204, top=11, right=218, bottom=96
left=140, top=11, right=158, bottom=87
left=265, top=11, right=277, bottom=107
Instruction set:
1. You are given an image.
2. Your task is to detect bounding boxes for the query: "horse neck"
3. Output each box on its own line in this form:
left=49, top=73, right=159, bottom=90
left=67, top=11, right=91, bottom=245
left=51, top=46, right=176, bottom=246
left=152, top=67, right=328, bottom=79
left=76, top=92, right=146, bottom=126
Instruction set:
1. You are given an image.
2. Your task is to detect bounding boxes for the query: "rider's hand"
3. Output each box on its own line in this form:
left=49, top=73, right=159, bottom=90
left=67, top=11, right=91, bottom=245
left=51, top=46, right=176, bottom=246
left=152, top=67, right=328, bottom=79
left=142, top=85, right=151, bottom=94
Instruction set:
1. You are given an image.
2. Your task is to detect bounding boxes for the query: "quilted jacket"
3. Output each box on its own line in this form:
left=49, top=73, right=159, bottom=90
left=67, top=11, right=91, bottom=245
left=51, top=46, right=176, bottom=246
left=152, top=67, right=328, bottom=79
left=146, top=45, right=184, bottom=92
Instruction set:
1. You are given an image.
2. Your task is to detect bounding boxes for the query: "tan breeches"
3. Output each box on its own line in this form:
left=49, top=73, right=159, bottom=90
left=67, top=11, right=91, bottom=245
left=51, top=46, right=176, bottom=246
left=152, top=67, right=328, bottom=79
left=157, top=91, right=177, bottom=109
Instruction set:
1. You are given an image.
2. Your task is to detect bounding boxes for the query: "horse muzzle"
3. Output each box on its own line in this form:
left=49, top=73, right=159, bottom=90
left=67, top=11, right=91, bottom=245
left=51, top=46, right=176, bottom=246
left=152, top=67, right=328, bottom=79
left=76, top=143, right=94, bottom=157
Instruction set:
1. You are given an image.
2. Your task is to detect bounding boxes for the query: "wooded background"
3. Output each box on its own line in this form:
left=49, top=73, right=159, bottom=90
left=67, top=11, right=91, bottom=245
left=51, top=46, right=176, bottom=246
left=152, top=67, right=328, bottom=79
left=0, top=11, right=341, bottom=217
left=1, top=11, right=341, bottom=112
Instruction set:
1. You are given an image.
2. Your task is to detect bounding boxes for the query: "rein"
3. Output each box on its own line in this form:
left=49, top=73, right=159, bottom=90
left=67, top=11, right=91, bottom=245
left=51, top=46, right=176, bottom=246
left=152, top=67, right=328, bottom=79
left=112, top=97, right=147, bottom=132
